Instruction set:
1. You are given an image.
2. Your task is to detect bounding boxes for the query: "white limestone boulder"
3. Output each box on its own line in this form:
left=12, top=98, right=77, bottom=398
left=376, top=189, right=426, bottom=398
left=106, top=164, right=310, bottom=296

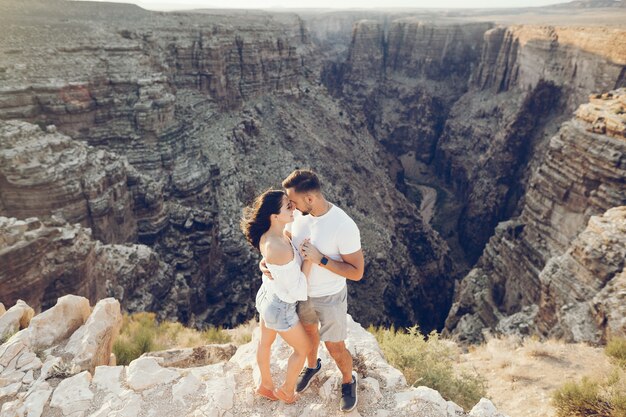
left=126, top=357, right=180, bottom=391
left=470, top=398, right=510, bottom=417
left=345, top=315, right=406, bottom=389
left=49, top=371, right=93, bottom=417
left=64, top=298, right=122, bottom=373
left=91, top=365, right=142, bottom=417
left=27, top=295, right=91, bottom=349
left=394, top=384, right=466, bottom=417
left=2, top=381, right=53, bottom=417
left=0, top=300, right=34, bottom=341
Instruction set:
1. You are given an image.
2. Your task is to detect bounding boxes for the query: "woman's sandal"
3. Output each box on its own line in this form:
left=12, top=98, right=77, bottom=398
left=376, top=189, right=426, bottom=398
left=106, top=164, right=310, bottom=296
left=273, top=387, right=299, bottom=404
left=255, top=385, right=278, bottom=401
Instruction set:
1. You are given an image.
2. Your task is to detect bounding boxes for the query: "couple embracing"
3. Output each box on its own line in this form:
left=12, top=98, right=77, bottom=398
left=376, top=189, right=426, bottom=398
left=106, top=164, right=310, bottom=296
left=240, top=169, right=364, bottom=412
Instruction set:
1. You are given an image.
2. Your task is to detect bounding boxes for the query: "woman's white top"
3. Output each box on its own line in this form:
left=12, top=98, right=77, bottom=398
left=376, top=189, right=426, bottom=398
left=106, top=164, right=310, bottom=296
left=261, top=241, right=308, bottom=303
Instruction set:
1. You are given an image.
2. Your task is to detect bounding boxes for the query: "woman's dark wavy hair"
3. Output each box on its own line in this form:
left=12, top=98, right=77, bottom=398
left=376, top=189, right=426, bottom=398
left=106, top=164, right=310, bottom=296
left=240, top=189, right=285, bottom=250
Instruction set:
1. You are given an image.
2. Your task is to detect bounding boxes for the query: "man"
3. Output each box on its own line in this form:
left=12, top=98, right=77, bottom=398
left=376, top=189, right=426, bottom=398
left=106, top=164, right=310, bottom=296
left=263, top=169, right=364, bottom=412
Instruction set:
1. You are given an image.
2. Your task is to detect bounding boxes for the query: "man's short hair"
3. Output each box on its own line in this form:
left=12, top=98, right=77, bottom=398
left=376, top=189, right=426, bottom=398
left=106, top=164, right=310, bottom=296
left=282, top=169, right=321, bottom=193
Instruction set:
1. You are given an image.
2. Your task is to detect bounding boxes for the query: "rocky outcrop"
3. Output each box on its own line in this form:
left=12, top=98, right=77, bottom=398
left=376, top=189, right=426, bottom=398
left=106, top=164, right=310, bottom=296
left=0, top=215, right=172, bottom=314
left=141, top=344, right=238, bottom=368
left=445, top=90, right=626, bottom=343
left=0, top=296, right=508, bottom=417
left=436, top=25, right=626, bottom=261
left=537, top=207, right=625, bottom=343
left=0, top=301, right=34, bottom=343
left=0, top=121, right=139, bottom=244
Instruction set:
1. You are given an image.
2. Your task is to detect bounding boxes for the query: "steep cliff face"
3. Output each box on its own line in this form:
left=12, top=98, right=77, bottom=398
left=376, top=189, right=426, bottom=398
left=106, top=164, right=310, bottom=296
left=538, top=207, right=625, bottom=343
left=445, top=90, right=626, bottom=343
left=0, top=121, right=139, bottom=244
left=323, top=19, right=491, bottom=164
left=436, top=25, right=626, bottom=261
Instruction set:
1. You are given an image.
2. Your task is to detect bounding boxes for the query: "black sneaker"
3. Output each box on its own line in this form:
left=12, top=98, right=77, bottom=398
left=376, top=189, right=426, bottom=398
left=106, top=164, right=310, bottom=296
left=295, top=358, right=322, bottom=393
left=340, top=371, right=358, bottom=412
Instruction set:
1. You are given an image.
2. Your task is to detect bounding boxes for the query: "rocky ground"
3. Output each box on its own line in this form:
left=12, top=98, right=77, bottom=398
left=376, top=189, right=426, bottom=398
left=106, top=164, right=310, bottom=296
left=0, top=295, right=509, bottom=417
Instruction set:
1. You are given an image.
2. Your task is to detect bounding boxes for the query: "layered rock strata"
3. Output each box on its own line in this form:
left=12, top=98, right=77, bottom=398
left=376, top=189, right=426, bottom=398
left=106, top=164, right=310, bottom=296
left=445, top=90, right=626, bottom=343
left=436, top=25, right=626, bottom=260
left=323, top=19, right=491, bottom=163
left=538, top=207, right=625, bottom=343
left=0, top=121, right=138, bottom=244
left=0, top=296, right=508, bottom=417
left=0, top=215, right=172, bottom=314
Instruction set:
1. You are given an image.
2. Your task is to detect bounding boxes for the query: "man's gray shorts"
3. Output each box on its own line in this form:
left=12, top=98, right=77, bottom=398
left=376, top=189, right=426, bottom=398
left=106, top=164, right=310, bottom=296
left=297, top=286, right=347, bottom=342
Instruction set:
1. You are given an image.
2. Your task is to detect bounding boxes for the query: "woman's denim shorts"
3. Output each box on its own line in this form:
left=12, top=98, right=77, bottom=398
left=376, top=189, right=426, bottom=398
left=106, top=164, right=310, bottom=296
left=255, top=287, right=299, bottom=332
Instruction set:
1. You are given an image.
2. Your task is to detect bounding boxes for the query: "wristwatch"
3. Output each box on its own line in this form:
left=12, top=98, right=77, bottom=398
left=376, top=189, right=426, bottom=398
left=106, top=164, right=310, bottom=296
left=319, top=256, right=329, bottom=266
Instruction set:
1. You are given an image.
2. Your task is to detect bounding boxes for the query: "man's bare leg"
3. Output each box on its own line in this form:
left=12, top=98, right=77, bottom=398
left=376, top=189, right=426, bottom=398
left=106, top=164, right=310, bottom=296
left=324, top=340, right=353, bottom=384
left=302, top=322, right=320, bottom=368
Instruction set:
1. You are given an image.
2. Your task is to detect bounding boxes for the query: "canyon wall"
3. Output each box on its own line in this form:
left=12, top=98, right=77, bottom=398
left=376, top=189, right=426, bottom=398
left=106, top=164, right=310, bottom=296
left=0, top=1, right=454, bottom=331
left=0, top=215, right=172, bottom=314
left=322, top=19, right=491, bottom=164
left=436, top=25, right=626, bottom=261
left=323, top=19, right=625, bottom=264
left=445, top=90, right=626, bottom=343
left=318, top=15, right=626, bottom=341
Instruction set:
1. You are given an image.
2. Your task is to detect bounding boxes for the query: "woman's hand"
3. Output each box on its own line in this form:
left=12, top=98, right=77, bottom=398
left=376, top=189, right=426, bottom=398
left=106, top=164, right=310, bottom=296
left=259, top=258, right=273, bottom=280
left=300, top=239, right=323, bottom=264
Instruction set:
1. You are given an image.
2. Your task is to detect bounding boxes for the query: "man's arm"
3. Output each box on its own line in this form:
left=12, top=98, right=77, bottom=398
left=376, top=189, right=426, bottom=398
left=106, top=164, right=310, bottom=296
left=301, top=241, right=364, bottom=281
left=326, top=250, right=364, bottom=281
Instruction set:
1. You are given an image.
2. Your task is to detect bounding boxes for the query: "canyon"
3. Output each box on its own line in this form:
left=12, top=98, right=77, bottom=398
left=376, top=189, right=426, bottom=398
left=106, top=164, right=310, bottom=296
left=0, top=0, right=625, bottom=344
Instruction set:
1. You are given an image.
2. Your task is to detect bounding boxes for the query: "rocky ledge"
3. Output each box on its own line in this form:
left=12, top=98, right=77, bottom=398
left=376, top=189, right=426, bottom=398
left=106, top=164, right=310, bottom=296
left=0, top=295, right=507, bottom=417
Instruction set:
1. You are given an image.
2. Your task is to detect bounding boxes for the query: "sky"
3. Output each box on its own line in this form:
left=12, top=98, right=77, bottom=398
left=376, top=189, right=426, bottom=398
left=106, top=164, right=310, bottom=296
left=81, top=0, right=573, bottom=11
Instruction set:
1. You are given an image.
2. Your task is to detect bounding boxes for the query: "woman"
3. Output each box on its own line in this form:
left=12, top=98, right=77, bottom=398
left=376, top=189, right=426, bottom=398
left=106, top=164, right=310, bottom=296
left=240, top=189, right=312, bottom=404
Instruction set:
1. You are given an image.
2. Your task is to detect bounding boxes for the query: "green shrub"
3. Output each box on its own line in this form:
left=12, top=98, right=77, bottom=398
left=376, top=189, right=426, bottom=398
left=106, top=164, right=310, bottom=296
left=112, top=312, right=234, bottom=366
left=552, top=372, right=626, bottom=417
left=607, top=337, right=626, bottom=369
left=368, top=325, right=486, bottom=410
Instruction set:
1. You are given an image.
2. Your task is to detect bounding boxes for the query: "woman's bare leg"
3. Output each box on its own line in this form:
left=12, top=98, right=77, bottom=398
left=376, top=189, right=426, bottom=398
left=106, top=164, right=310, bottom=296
left=277, top=322, right=311, bottom=395
left=257, top=319, right=277, bottom=390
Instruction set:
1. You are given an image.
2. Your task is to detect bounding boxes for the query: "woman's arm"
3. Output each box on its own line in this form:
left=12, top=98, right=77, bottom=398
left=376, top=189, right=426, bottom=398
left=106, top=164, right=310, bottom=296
left=301, top=259, right=313, bottom=278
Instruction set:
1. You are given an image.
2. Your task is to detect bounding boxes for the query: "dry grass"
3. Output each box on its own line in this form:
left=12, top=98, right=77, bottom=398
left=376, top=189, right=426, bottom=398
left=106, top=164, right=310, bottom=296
left=369, top=325, right=486, bottom=410
left=457, top=335, right=615, bottom=417
left=223, top=319, right=256, bottom=345
left=113, top=312, right=254, bottom=366
left=607, top=337, right=626, bottom=369
left=552, top=370, right=626, bottom=417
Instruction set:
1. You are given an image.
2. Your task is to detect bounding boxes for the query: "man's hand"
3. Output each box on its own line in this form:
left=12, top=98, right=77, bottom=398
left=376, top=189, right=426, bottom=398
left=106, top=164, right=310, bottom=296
left=259, top=258, right=273, bottom=280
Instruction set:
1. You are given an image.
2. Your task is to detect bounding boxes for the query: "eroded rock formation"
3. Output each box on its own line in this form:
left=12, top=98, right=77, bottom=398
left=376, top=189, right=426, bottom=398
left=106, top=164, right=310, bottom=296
left=435, top=25, right=626, bottom=261
left=0, top=215, right=173, bottom=314
left=445, top=90, right=626, bottom=343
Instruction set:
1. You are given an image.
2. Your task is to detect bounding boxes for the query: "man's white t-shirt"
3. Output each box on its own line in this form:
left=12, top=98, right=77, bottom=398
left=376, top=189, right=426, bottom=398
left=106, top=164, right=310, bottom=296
left=288, top=204, right=361, bottom=297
